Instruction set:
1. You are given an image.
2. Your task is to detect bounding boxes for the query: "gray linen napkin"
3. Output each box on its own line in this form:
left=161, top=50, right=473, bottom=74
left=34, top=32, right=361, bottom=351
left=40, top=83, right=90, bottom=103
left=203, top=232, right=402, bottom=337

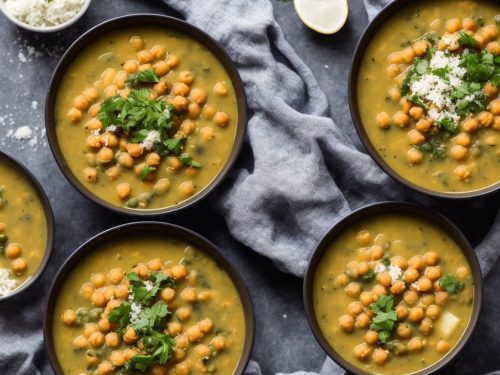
left=162, top=0, right=500, bottom=374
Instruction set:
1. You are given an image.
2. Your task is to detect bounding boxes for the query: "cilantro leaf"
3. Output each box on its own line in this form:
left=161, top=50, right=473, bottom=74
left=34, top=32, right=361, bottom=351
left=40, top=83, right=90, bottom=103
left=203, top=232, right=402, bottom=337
left=163, top=137, right=186, bottom=155
left=406, top=95, right=428, bottom=111
left=179, top=153, right=202, bottom=168
left=436, top=117, right=458, bottom=134
left=0, top=235, right=8, bottom=255
left=108, top=302, right=132, bottom=334
left=125, top=331, right=175, bottom=372
left=128, top=272, right=175, bottom=305
left=140, top=165, right=156, bottom=181
left=458, top=31, right=479, bottom=48
left=439, top=274, right=465, bottom=294
left=381, top=252, right=391, bottom=267
left=360, top=270, right=376, bottom=282
left=419, top=136, right=447, bottom=160
left=126, top=69, right=160, bottom=88
left=132, top=302, right=170, bottom=334
left=370, top=295, right=397, bottom=344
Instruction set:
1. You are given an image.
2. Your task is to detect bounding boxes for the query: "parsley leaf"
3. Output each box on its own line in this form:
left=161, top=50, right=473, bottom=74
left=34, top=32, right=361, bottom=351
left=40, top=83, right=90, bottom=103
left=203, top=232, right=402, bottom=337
left=132, top=302, right=170, bottom=334
left=406, top=95, right=428, bottom=111
left=140, top=165, right=156, bottom=181
left=436, top=117, right=458, bottom=134
left=370, top=295, right=397, bottom=344
left=125, top=331, right=175, bottom=372
left=127, top=272, right=175, bottom=305
left=179, top=153, right=202, bottom=168
left=458, top=31, right=479, bottom=48
left=360, top=270, right=376, bottom=282
left=439, top=274, right=465, bottom=294
left=108, top=302, right=132, bottom=334
left=163, top=137, right=186, bottom=155
left=126, top=69, right=160, bottom=88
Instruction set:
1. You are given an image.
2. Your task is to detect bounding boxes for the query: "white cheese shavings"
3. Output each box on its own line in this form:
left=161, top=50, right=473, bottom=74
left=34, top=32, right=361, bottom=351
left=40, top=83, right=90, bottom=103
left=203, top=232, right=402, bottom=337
left=13, top=126, right=33, bottom=140
left=3, top=0, right=85, bottom=28
left=0, top=269, right=17, bottom=297
left=106, top=125, right=117, bottom=133
left=129, top=301, right=143, bottom=325
left=374, top=264, right=386, bottom=273
left=387, top=265, right=402, bottom=284
left=140, top=130, right=161, bottom=150
left=144, top=280, right=154, bottom=292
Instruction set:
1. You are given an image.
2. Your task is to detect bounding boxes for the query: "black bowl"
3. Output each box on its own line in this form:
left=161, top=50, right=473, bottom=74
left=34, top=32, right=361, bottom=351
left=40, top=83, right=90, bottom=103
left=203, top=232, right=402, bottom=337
left=303, top=202, right=483, bottom=375
left=0, top=151, right=55, bottom=301
left=45, top=14, right=247, bottom=216
left=348, top=0, right=500, bottom=199
left=43, top=221, right=255, bottom=375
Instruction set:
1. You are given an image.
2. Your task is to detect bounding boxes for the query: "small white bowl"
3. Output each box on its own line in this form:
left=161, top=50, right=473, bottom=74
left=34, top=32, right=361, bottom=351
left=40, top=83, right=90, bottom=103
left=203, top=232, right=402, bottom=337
left=0, top=0, right=91, bottom=33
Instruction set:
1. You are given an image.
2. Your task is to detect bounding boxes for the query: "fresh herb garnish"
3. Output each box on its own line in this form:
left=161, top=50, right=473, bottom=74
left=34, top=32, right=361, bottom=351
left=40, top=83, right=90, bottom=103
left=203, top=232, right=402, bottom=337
left=436, top=117, right=458, bottom=134
left=0, top=235, right=8, bottom=255
left=382, top=252, right=391, bottom=267
left=360, top=270, right=376, bottom=282
left=418, top=136, right=447, bottom=160
left=407, top=94, right=428, bottom=111
left=125, top=69, right=160, bottom=88
left=370, top=295, right=398, bottom=344
left=140, top=165, right=156, bottom=181
left=458, top=31, right=479, bottom=48
left=108, top=302, right=132, bottom=334
left=127, top=271, right=175, bottom=305
left=179, top=153, right=202, bottom=168
left=125, top=330, right=175, bottom=371
left=439, top=274, right=465, bottom=294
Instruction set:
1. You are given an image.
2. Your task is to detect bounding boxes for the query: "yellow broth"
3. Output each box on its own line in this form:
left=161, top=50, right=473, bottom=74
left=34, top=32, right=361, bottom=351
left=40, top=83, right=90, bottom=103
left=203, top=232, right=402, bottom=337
left=358, top=0, right=500, bottom=193
left=55, top=27, right=238, bottom=210
left=0, top=158, right=48, bottom=294
left=313, top=214, right=474, bottom=375
left=52, top=236, right=245, bottom=374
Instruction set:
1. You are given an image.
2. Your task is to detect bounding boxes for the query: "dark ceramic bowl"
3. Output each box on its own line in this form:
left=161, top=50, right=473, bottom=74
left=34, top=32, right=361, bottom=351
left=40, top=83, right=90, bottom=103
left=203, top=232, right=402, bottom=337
left=43, top=221, right=255, bottom=374
left=0, top=151, right=55, bottom=301
left=303, top=202, right=483, bottom=375
left=45, top=14, right=247, bottom=216
left=348, top=0, right=500, bottom=199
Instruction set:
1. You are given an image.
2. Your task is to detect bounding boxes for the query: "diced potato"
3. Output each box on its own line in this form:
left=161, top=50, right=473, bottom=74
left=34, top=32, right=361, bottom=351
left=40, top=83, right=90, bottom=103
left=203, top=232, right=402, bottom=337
left=437, top=311, right=461, bottom=339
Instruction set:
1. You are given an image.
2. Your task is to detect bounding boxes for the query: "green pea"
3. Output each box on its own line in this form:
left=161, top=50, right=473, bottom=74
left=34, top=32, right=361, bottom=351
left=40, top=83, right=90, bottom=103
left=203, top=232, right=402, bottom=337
left=89, top=308, right=103, bottom=321
left=126, top=197, right=139, bottom=208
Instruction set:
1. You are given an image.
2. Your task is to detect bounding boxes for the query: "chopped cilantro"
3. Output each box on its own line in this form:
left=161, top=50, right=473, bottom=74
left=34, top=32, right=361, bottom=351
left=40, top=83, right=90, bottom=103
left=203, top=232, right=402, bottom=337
left=108, top=302, right=132, bottom=334
left=0, top=235, right=8, bottom=255
left=360, top=270, right=376, bottom=282
left=439, top=274, right=465, bottom=294
left=458, top=31, right=479, bottom=48
left=406, top=95, right=428, bottom=111
left=125, top=330, right=175, bottom=372
left=179, top=153, right=202, bottom=168
left=140, top=165, right=156, bottom=181
left=370, top=295, right=398, bottom=344
left=382, top=252, right=391, bottom=267
left=436, top=117, right=458, bottom=134
left=128, top=272, right=175, bottom=305
left=418, top=136, right=447, bottom=160
left=125, top=69, right=160, bottom=88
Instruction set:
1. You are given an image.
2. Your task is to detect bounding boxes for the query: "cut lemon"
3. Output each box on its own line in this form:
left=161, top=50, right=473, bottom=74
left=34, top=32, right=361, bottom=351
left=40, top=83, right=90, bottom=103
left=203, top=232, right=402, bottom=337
left=293, top=0, right=349, bottom=35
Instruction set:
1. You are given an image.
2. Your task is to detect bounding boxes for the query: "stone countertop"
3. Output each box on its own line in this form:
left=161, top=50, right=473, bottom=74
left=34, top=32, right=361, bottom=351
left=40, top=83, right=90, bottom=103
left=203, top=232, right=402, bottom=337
left=0, top=0, right=499, bottom=374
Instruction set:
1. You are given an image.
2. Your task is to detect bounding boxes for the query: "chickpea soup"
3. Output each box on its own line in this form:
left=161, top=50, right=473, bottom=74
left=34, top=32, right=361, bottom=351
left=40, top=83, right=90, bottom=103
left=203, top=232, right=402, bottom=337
left=54, top=26, right=238, bottom=210
left=52, top=236, right=246, bottom=375
left=313, top=214, right=474, bottom=374
left=358, top=0, right=500, bottom=193
left=0, top=157, right=48, bottom=296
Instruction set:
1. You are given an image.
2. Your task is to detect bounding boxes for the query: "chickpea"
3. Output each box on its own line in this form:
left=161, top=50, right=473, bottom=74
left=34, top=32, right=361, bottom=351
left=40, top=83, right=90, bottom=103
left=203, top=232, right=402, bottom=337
left=446, top=18, right=461, bottom=33
left=456, top=266, right=469, bottom=279
left=436, top=339, right=451, bottom=353
left=5, top=244, right=22, bottom=259
left=488, top=99, right=500, bottom=116
left=388, top=87, right=401, bottom=102
left=408, top=129, right=425, bottom=145
left=171, top=264, right=187, bottom=280
left=214, top=111, right=229, bottom=127
left=423, top=251, right=439, bottom=266
left=371, top=348, right=389, bottom=366
left=86, top=135, right=102, bottom=149
left=417, top=277, right=433, bottom=292
left=376, top=272, right=392, bottom=287
left=97, top=147, right=114, bottom=164
left=186, top=102, right=201, bottom=119
left=180, top=119, right=196, bottom=135
left=356, top=230, right=371, bottom=245
left=390, top=280, right=406, bottom=295
left=191, top=88, right=207, bottom=104
left=115, top=153, right=133, bottom=169
left=345, top=282, right=362, bottom=298
left=139, top=63, right=152, bottom=73
left=171, top=95, right=189, bottom=111
left=62, top=309, right=77, bottom=326
left=101, top=68, right=117, bottom=87
left=356, top=313, right=370, bottom=329
left=424, top=266, right=442, bottom=281
left=123, top=59, right=139, bottom=74
left=408, top=306, right=424, bottom=322
left=395, top=304, right=409, bottom=320
left=462, top=118, right=479, bottom=133
left=175, top=362, right=190, bottom=375
left=404, top=291, right=419, bottom=305
left=123, top=327, right=139, bottom=344
left=172, top=82, right=190, bottom=97
left=462, top=18, right=477, bottom=31
left=90, top=273, right=106, bottom=288
left=392, top=256, right=408, bottom=270
left=353, top=343, right=372, bottom=361
left=404, top=268, right=419, bottom=283
left=365, top=330, right=378, bottom=345
left=179, top=70, right=194, bottom=85
left=102, top=332, right=120, bottom=349
left=176, top=307, right=192, bottom=321
left=180, top=287, right=197, bottom=303
left=408, top=255, right=424, bottom=270
left=416, top=118, right=431, bottom=132
left=435, top=291, right=449, bottom=306
left=73, top=95, right=90, bottom=111
left=83, top=87, right=99, bottom=101
left=347, top=301, right=364, bottom=316
left=371, top=245, right=384, bottom=260
left=407, top=148, right=424, bottom=164
left=97, top=361, right=114, bottom=375
left=88, top=331, right=105, bottom=348
left=186, top=325, right=203, bottom=342
left=88, top=103, right=101, bottom=118
left=409, top=106, right=424, bottom=121
left=178, top=181, right=195, bottom=196
left=168, top=321, right=183, bottom=336
left=372, top=284, right=387, bottom=297
left=137, top=50, right=153, bottom=64
left=454, top=165, right=471, bottom=180
left=116, top=183, right=131, bottom=201
left=407, top=337, right=424, bottom=352
left=151, top=178, right=170, bottom=196
left=339, top=314, right=355, bottom=332
left=376, top=112, right=390, bottom=129
left=86, top=119, right=102, bottom=131
left=97, top=318, right=111, bottom=333
left=388, top=51, right=405, bottom=64
left=387, top=64, right=401, bottom=77
left=73, top=335, right=88, bottom=350
left=11, top=258, right=27, bottom=273
left=198, top=318, right=214, bottom=334
left=163, top=53, right=178, bottom=68
left=397, top=323, right=412, bottom=339
left=130, top=36, right=145, bottom=50
left=67, top=107, right=82, bottom=123
left=418, top=316, right=433, bottom=335
left=126, top=143, right=144, bottom=158
left=196, top=127, right=215, bottom=143
left=134, top=263, right=149, bottom=279
left=420, top=294, right=435, bottom=306
left=0, top=223, right=5, bottom=233
left=109, top=350, right=126, bottom=367
left=392, top=111, right=410, bottom=127
left=105, top=268, right=123, bottom=285
left=83, top=323, right=99, bottom=338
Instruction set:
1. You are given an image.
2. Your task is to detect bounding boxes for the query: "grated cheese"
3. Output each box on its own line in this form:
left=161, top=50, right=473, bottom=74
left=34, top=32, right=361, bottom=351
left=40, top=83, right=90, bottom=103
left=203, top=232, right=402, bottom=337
left=0, top=269, right=16, bottom=296
left=140, top=130, right=161, bottom=150
left=3, top=0, right=85, bottom=28
left=387, top=265, right=402, bottom=284
left=13, top=126, right=33, bottom=140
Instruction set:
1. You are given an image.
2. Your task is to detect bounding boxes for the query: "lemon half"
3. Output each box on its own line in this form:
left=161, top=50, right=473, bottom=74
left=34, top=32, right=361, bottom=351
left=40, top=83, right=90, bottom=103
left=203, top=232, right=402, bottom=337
left=293, top=0, right=349, bottom=35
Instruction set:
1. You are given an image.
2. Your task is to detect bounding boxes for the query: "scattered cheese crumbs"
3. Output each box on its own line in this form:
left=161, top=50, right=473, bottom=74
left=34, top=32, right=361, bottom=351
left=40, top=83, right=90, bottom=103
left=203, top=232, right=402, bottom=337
left=387, top=265, right=402, bottom=284
left=129, top=301, right=143, bottom=326
left=17, top=51, right=27, bottom=63
left=374, top=264, right=386, bottom=273
left=106, top=125, right=117, bottom=133
left=13, top=126, right=33, bottom=140
left=3, top=0, right=85, bottom=28
left=140, top=130, right=161, bottom=150
left=0, top=269, right=17, bottom=297
left=31, top=101, right=38, bottom=110
left=144, top=280, right=154, bottom=292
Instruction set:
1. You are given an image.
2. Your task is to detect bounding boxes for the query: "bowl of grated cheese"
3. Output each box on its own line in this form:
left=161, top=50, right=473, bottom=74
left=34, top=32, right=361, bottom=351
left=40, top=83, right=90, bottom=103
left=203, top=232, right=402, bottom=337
left=0, top=0, right=91, bottom=33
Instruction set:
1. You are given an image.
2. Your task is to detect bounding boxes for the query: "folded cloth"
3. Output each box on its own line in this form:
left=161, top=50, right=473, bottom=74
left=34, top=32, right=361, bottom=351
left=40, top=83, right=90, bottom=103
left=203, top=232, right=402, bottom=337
left=162, top=0, right=500, bottom=374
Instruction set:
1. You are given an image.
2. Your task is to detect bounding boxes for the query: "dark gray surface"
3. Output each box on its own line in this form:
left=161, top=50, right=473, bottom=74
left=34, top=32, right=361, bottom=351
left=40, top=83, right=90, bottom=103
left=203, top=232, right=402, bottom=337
left=0, top=0, right=498, bottom=374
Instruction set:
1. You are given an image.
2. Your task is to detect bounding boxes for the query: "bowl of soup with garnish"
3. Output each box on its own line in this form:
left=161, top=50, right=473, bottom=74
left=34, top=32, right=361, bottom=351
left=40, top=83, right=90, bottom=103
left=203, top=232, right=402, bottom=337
left=44, top=222, right=254, bottom=375
left=304, top=202, right=482, bottom=375
left=0, top=151, right=54, bottom=300
left=46, top=14, right=247, bottom=215
left=350, top=0, right=500, bottom=198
